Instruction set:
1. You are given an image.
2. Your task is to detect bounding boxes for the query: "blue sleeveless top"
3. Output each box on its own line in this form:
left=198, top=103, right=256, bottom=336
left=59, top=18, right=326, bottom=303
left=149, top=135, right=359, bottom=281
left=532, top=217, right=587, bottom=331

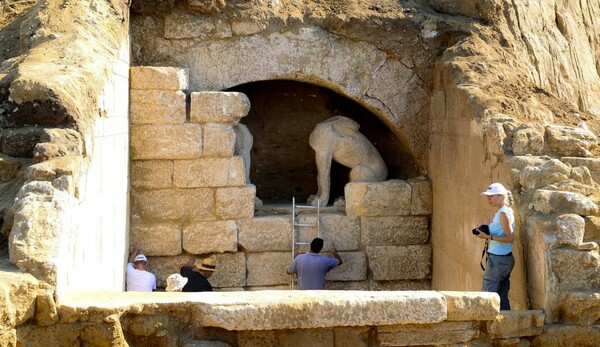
left=487, top=205, right=514, bottom=255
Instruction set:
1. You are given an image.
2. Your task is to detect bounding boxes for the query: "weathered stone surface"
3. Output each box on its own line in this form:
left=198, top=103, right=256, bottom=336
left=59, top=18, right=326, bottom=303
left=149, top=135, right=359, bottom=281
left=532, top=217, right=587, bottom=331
left=145, top=255, right=187, bottom=288
left=131, top=188, right=215, bottom=222
left=346, top=180, right=412, bottom=216
left=570, top=165, right=594, bottom=185
left=0, top=154, right=22, bottom=182
left=408, top=177, right=432, bottom=215
left=533, top=189, right=598, bottom=215
left=33, top=128, right=84, bottom=162
left=486, top=310, right=545, bottom=339
left=531, top=324, right=600, bottom=346
left=511, top=123, right=545, bottom=155
left=0, top=271, right=38, bottom=331
left=130, top=90, right=186, bottom=124
left=215, top=185, right=255, bottom=220
left=361, top=216, right=429, bottom=246
left=203, top=124, right=236, bottom=157
left=190, top=92, right=250, bottom=124
left=130, top=160, right=173, bottom=189
left=183, top=221, right=238, bottom=254
left=543, top=178, right=596, bottom=197
left=164, top=12, right=231, bottom=39
left=297, top=214, right=360, bottom=251
left=237, top=216, right=292, bottom=252
left=546, top=125, right=597, bottom=157
left=550, top=248, right=600, bottom=291
left=326, top=252, right=367, bottom=282
left=441, top=291, right=499, bottom=321
left=0, top=329, right=16, bottom=346
left=584, top=216, right=600, bottom=243
left=558, top=292, right=600, bottom=325
left=130, top=124, right=202, bottom=160
left=130, top=222, right=182, bottom=256
left=15, top=324, right=84, bottom=346
left=334, top=327, right=370, bottom=347
left=174, top=157, right=245, bottom=188
left=519, top=159, right=571, bottom=191
left=237, top=331, right=278, bottom=347
left=562, top=157, right=600, bottom=184
left=210, top=252, right=246, bottom=288
left=526, top=213, right=585, bottom=247
left=377, top=322, right=479, bottom=346
left=35, top=289, right=58, bottom=326
left=0, top=127, right=42, bottom=158
left=246, top=252, right=290, bottom=286
left=369, top=280, right=431, bottom=291
left=326, top=281, right=370, bottom=291
left=278, top=329, right=333, bottom=347
left=130, top=66, right=189, bottom=90
left=367, top=245, right=432, bottom=281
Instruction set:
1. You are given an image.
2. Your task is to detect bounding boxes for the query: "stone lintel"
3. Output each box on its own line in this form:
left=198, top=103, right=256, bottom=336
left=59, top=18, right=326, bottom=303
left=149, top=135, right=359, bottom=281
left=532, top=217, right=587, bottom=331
left=440, top=291, right=499, bottom=321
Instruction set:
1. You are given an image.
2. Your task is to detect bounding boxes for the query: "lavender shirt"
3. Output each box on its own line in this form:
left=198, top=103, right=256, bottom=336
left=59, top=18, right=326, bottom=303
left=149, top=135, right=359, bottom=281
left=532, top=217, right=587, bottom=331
left=288, top=252, right=339, bottom=290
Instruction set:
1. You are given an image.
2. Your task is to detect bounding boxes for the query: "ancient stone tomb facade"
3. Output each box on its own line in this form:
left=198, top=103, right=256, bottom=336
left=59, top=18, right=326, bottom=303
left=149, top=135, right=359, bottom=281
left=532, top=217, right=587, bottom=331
left=129, top=66, right=433, bottom=291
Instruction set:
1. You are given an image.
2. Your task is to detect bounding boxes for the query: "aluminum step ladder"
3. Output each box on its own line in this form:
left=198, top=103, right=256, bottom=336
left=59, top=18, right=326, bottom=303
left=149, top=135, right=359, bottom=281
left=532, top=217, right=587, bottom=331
left=290, top=197, right=320, bottom=289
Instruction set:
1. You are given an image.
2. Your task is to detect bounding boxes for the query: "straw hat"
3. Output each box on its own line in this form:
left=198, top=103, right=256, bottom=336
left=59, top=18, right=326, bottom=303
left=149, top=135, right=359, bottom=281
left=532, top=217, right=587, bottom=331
left=166, top=273, right=188, bottom=292
left=195, top=256, right=216, bottom=272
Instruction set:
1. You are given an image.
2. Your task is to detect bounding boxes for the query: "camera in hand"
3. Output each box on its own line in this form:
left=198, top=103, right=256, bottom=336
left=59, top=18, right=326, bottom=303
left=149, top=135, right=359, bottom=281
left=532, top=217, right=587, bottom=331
left=472, top=224, right=490, bottom=235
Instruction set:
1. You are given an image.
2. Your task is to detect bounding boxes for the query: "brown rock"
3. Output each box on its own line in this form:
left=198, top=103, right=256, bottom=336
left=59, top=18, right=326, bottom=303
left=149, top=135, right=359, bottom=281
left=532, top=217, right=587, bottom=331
left=0, top=154, right=22, bottom=182
left=486, top=310, right=545, bottom=339
left=0, top=127, right=43, bottom=158
left=183, top=221, right=238, bottom=254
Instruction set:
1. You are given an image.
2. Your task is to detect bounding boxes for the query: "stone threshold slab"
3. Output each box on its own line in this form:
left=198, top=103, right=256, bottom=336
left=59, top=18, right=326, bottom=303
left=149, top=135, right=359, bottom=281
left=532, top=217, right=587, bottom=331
left=58, top=290, right=451, bottom=330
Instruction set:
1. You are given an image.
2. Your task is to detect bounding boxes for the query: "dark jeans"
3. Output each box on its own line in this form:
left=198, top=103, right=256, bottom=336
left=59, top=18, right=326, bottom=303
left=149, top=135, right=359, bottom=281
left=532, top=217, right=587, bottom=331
left=482, top=253, right=515, bottom=310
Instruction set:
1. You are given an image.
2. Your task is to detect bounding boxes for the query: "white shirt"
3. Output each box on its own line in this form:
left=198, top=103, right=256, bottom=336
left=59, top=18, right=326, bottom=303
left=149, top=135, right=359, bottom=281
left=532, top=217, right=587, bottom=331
left=126, top=263, right=156, bottom=292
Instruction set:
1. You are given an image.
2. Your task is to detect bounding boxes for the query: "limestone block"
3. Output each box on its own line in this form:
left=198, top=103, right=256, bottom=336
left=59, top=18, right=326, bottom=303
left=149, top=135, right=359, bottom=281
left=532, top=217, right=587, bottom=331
left=33, top=128, right=83, bottom=162
left=130, top=124, right=202, bottom=160
left=558, top=292, right=600, bottom=325
left=546, top=124, right=597, bottom=157
left=408, top=177, right=432, bottom=215
left=570, top=165, right=594, bottom=185
left=533, top=189, right=598, bottom=216
left=345, top=180, right=412, bottom=216
left=584, top=216, right=600, bottom=243
left=146, top=255, right=188, bottom=288
left=237, top=331, right=278, bottom=347
left=369, top=280, right=431, bottom=291
left=35, top=289, right=58, bottom=326
left=441, top=291, right=499, bottom=321
left=203, top=124, right=236, bottom=157
left=543, top=178, right=596, bottom=197
left=326, top=252, right=367, bottom=282
left=130, top=90, right=186, bottom=125
left=130, top=66, right=189, bottom=90
left=333, top=327, right=370, bottom=347
left=297, top=214, right=360, bottom=251
left=231, top=20, right=268, bottom=36
left=174, top=157, right=245, bottom=188
left=326, top=281, right=369, bottom=291
left=366, top=245, right=432, bottom=280
left=531, top=324, right=600, bottom=347
left=131, top=188, right=215, bottom=222
left=486, top=310, right=545, bottom=339
left=361, top=216, right=429, bottom=246
left=550, top=248, right=600, bottom=291
left=278, top=329, right=333, bottom=347
left=130, top=222, right=182, bottom=256
left=130, top=160, right=173, bottom=189
left=377, top=322, right=479, bottom=346
left=0, top=271, right=38, bottom=331
left=13, top=324, right=82, bottom=346
left=190, top=92, right=250, bottom=124
left=164, top=12, right=216, bottom=39
left=0, top=153, right=21, bottom=182
left=511, top=123, right=545, bottom=155
left=246, top=252, right=290, bottom=286
left=215, top=185, right=255, bottom=220
left=210, top=252, right=246, bottom=288
left=526, top=213, right=585, bottom=247
left=237, top=216, right=292, bottom=252
left=0, top=330, right=16, bottom=346
left=562, top=157, right=600, bottom=184
left=519, top=159, right=570, bottom=191
left=183, top=221, right=238, bottom=254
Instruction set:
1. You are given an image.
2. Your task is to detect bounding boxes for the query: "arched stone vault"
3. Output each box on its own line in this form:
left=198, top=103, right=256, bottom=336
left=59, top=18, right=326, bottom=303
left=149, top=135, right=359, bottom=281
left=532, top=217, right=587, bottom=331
left=134, top=25, right=432, bottom=170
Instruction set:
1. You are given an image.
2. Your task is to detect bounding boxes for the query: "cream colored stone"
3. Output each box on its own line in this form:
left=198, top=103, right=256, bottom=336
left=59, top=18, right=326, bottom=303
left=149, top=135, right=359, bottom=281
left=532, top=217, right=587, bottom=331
left=130, top=66, right=189, bottom=90
left=296, top=214, right=360, bottom=251
left=14, top=324, right=84, bottom=346
left=203, top=124, right=236, bottom=157
left=441, top=291, right=499, bottom=321
left=130, top=124, right=202, bottom=160
left=131, top=160, right=173, bottom=189
left=210, top=252, right=246, bottom=288
left=237, top=216, right=292, bottom=252
left=131, top=188, right=215, bottom=223
left=190, top=92, right=250, bottom=124
left=584, top=216, right=600, bottom=243
left=408, top=177, right=432, bottom=215
left=246, top=252, right=290, bottom=286
left=164, top=12, right=216, bottom=39
left=278, top=329, right=333, bottom=347
left=533, top=189, right=598, bottom=215
left=486, top=310, right=545, bottom=339
left=377, top=322, right=479, bottom=346
left=325, top=281, right=370, bottom=291
left=35, top=289, right=58, bottom=326
left=326, top=251, right=367, bottom=282
left=558, top=292, right=600, bottom=325
left=531, top=324, right=600, bottom=346
left=550, top=248, right=600, bottom=291
left=511, top=123, right=545, bottom=155
left=543, top=178, right=596, bottom=197
left=247, top=285, right=290, bottom=291
left=546, top=125, right=597, bottom=157
left=345, top=180, right=411, bottom=216
left=562, top=157, right=600, bottom=184
left=0, top=271, right=38, bottom=331
left=130, top=222, right=182, bottom=256
left=0, top=330, right=16, bottom=347
left=519, top=159, right=571, bottom=191
left=527, top=213, right=585, bottom=248
left=215, top=185, right=255, bottom=220
left=174, top=157, right=245, bottom=188
left=145, top=255, right=188, bottom=288
left=367, top=245, right=432, bottom=281
left=130, top=90, right=186, bottom=124
left=361, top=216, right=429, bottom=246
left=369, top=280, right=431, bottom=291
left=183, top=221, right=238, bottom=254
left=231, top=20, right=267, bottom=36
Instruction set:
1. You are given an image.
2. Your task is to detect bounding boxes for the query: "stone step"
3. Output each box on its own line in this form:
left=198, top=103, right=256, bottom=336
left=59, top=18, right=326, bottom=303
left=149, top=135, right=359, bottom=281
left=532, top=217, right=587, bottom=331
left=485, top=310, right=545, bottom=339
left=558, top=291, right=600, bottom=325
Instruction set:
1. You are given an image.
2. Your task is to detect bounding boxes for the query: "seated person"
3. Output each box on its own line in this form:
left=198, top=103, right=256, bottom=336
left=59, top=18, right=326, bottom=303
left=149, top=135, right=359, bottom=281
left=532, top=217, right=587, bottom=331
left=180, top=256, right=216, bottom=292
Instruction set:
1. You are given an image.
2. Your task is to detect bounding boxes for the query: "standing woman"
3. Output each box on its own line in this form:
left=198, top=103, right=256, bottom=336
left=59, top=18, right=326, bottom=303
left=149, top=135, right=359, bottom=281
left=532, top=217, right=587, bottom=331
left=477, top=183, right=515, bottom=310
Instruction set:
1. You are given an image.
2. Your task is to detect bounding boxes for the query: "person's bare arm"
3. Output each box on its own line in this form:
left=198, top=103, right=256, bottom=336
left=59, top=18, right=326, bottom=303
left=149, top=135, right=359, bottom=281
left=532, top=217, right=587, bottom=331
left=331, top=245, right=343, bottom=266
left=128, top=241, right=141, bottom=263
left=180, top=256, right=195, bottom=269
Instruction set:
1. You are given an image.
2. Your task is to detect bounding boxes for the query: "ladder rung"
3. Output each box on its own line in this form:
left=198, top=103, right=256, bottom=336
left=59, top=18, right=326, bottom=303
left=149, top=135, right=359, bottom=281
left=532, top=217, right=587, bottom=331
left=295, top=223, right=318, bottom=227
left=294, top=242, right=310, bottom=245
left=294, top=204, right=319, bottom=209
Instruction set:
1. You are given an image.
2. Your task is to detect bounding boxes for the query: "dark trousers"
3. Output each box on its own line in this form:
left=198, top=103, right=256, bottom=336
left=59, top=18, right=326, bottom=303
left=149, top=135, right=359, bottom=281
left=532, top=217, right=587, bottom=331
left=482, top=253, right=515, bottom=310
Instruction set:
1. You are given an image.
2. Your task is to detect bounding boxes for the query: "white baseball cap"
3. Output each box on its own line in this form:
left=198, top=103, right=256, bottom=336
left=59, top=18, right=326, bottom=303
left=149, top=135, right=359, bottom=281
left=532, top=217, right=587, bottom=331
left=482, top=183, right=509, bottom=195
left=134, top=254, right=148, bottom=262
